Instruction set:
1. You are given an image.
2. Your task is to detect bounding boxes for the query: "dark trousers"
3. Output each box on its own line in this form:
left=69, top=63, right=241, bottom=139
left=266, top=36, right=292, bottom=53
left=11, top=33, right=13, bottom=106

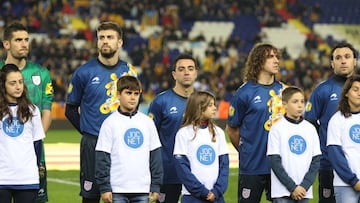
left=0, top=189, right=37, bottom=203
left=318, top=169, right=335, bottom=203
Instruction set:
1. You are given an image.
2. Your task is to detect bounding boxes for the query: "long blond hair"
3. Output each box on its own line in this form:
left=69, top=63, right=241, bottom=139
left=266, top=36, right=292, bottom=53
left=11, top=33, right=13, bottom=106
left=182, top=91, right=217, bottom=142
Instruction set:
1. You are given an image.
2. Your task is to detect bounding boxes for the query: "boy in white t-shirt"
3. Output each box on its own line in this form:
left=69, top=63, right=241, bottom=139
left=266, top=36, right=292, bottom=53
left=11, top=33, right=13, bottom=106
left=95, top=76, right=163, bottom=203
left=267, top=86, right=321, bottom=203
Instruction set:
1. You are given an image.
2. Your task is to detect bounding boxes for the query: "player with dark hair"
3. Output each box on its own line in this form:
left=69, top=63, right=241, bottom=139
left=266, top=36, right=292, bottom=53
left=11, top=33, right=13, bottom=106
left=305, top=42, right=358, bottom=203
left=226, top=43, right=286, bottom=203
left=65, top=21, right=137, bottom=203
left=148, top=54, right=198, bottom=203
left=1, top=22, right=53, bottom=203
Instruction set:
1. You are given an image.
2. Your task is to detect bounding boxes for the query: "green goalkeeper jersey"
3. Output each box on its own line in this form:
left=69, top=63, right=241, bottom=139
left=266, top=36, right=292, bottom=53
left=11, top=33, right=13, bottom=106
left=0, top=61, right=53, bottom=111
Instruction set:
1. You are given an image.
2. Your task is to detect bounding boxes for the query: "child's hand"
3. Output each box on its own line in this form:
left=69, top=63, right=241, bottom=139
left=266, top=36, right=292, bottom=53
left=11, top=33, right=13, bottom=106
left=206, top=191, right=216, bottom=202
left=353, top=180, right=360, bottom=191
left=290, top=186, right=306, bottom=200
left=149, top=192, right=160, bottom=203
left=101, top=192, right=112, bottom=203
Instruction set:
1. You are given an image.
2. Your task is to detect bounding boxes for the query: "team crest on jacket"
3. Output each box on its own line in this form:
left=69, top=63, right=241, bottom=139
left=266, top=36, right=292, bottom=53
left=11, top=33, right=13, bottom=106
left=322, top=188, right=331, bottom=198
left=84, top=180, right=93, bottom=191
left=158, top=193, right=165, bottom=202
left=242, top=188, right=251, bottom=199
left=32, top=75, right=41, bottom=85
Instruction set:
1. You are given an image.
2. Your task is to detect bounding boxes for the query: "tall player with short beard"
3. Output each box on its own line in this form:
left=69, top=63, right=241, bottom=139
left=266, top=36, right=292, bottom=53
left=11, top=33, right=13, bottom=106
left=65, top=21, right=137, bottom=203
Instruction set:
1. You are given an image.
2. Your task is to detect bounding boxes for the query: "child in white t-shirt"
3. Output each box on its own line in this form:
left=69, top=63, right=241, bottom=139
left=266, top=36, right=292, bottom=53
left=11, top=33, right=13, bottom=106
left=327, top=75, right=360, bottom=203
left=267, top=86, right=321, bottom=203
left=173, top=91, right=229, bottom=203
left=0, top=64, right=45, bottom=203
left=95, top=76, right=162, bottom=203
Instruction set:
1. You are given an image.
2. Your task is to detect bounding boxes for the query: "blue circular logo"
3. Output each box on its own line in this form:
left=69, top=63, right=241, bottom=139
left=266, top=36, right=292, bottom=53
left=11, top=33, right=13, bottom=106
left=196, top=144, right=215, bottom=165
left=288, top=135, right=306, bottom=155
left=349, top=124, right=360, bottom=143
left=2, top=117, right=24, bottom=137
left=124, top=128, right=143, bottom=148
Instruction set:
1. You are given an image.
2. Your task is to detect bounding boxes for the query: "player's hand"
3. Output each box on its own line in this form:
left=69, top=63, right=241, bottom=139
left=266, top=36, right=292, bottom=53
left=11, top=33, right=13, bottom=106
left=149, top=192, right=160, bottom=203
left=206, top=191, right=216, bottom=202
left=353, top=180, right=360, bottom=191
left=101, top=192, right=112, bottom=203
left=291, top=186, right=306, bottom=200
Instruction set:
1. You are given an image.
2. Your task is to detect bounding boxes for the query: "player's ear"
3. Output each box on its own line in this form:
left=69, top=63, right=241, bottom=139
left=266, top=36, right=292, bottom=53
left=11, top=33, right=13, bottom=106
left=2, top=40, right=9, bottom=49
left=330, top=60, right=335, bottom=70
left=118, top=38, right=123, bottom=48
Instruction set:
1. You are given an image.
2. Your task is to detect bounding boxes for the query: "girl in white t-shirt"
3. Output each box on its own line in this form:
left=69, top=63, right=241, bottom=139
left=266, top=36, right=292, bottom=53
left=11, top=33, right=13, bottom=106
left=327, top=75, right=360, bottom=203
left=173, top=91, right=229, bottom=203
left=0, top=64, right=45, bottom=203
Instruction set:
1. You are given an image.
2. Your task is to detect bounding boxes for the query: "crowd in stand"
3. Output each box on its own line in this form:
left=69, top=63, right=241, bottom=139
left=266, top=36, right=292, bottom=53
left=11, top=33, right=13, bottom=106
left=0, top=0, right=351, bottom=109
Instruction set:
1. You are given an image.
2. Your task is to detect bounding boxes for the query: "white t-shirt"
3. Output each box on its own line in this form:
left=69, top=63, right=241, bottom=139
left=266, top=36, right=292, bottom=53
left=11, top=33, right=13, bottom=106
left=267, top=117, right=321, bottom=198
left=96, top=111, right=161, bottom=193
left=173, top=125, right=229, bottom=195
left=0, top=105, right=45, bottom=185
left=327, top=111, right=360, bottom=186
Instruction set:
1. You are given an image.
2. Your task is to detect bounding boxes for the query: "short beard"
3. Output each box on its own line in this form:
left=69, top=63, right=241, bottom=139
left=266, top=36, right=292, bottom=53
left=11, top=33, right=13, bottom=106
left=11, top=50, right=28, bottom=61
left=99, top=49, right=117, bottom=59
left=14, top=55, right=27, bottom=61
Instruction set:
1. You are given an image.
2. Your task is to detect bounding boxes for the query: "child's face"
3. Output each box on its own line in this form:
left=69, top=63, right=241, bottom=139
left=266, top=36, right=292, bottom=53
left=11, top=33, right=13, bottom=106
left=346, top=81, right=360, bottom=111
left=117, top=89, right=140, bottom=112
left=202, top=99, right=217, bottom=120
left=5, top=71, right=24, bottom=103
left=283, top=92, right=304, bottom=120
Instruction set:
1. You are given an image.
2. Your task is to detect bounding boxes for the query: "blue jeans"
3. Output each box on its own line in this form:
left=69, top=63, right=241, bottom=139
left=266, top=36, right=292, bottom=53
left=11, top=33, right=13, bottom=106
left=334, top=186, right=360, bottom=203
left=112, top=193, right=148, bottom=203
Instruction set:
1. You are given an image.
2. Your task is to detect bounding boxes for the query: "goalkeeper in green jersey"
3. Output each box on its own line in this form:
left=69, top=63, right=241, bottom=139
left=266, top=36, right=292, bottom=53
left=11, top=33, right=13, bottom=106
left=1, top=22, right=53, bottom=203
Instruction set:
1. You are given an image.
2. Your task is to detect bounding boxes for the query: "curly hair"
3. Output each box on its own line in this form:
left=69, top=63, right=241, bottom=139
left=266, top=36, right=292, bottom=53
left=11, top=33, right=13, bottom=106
left=244, top=43, right=280, bottom=83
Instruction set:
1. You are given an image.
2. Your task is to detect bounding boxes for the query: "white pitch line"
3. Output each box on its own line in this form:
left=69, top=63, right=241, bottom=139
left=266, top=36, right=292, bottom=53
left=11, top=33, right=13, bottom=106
left=48, top=178, right=78, bottom=186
